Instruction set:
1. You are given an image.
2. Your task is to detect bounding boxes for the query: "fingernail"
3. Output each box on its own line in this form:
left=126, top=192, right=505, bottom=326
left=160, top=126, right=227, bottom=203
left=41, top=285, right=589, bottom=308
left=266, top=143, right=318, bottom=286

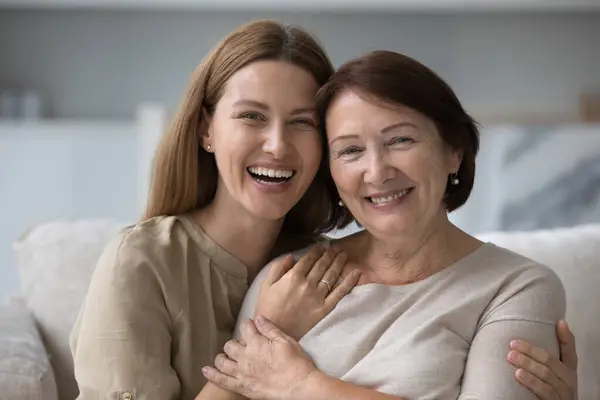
left=202, top=367, right=209, bottom=375
left=560, top=319, right=568, bottom=328
left=510, top=340, right=520, bottom=349
left=507, top=350, right=519, bottom=362
left=256, top=315, right=266, bottom=325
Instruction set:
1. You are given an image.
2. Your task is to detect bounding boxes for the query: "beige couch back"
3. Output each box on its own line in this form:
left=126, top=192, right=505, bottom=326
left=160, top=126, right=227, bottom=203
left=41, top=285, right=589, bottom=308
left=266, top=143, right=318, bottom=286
left=14, top=220, right=126, bottom=400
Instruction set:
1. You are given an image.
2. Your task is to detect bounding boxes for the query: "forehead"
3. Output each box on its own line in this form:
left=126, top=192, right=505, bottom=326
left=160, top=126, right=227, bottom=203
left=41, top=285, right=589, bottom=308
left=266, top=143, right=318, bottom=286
left=220, top=60, right=319, bottom=107
left=326, top=90, right=432, bottom=133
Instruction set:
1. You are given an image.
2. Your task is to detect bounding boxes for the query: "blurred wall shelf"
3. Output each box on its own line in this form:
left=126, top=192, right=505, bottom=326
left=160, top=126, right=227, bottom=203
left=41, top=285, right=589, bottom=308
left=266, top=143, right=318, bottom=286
left=0, top=0, right=599, bottom=12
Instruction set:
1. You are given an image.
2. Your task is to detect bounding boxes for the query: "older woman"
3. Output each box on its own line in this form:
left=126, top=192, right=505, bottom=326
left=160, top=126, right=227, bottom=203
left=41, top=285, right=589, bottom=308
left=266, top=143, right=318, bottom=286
left=202, top=50, right=578, bottom=400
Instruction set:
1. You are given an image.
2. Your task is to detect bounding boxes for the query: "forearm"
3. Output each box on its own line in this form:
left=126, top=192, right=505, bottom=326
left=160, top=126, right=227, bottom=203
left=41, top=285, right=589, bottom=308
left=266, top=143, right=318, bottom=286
left=294, top=371, right=406, bottom=400
left=195, top=382, right=248, bottom=400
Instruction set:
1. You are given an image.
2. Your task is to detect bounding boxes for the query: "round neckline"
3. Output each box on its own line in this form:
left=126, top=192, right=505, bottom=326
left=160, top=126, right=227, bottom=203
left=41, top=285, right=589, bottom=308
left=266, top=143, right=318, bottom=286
left=342, top=242, right=495, bottom=293
left=177, top=212, right=249, bottom=279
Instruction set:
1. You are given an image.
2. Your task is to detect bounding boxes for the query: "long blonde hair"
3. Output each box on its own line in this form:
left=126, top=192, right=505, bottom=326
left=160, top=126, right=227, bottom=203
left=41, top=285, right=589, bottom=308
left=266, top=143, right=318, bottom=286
left=143, top=20, right=345, bottom=240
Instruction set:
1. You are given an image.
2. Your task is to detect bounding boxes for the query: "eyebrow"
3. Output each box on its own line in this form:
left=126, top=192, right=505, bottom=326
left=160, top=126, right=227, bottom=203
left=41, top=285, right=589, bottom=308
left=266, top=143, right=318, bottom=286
left=232, top=99, right=316, bottom=115
left=329, top=122, right=418, bottom=145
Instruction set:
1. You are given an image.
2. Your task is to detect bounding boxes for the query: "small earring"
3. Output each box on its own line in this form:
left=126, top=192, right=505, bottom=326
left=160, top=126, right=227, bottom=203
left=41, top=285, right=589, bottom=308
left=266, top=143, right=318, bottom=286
left=338, top=200, right=345, bottom=207
left=206, top=144, right=212, bottom=151
left=451, top=173, right=459, bottom=185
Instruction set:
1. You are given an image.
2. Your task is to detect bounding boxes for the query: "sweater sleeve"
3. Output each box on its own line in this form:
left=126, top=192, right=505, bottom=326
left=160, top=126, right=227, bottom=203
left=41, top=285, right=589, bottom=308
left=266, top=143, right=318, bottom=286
left=458, top=264, right=566, bottom=400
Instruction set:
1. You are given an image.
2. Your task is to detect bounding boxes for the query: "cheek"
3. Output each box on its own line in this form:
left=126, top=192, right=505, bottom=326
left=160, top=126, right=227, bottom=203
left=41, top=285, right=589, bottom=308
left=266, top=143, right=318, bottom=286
left=297, top=133, right=323, bottom=170
left=404, top=147, right=448, bottom=181
left=330, top=160, right=358, bottom=195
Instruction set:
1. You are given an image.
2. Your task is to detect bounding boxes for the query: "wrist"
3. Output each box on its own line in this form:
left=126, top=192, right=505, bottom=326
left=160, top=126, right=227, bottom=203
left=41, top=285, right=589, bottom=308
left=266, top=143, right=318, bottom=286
left=290, top=369, right=329, bottom=400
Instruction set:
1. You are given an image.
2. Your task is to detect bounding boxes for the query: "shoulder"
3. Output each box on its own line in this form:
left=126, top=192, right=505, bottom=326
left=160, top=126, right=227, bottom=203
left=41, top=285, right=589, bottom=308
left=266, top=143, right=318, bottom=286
left=482, top=243, right=564, bottom=293
left=93, top=215, right=197, bottom=284
left=476, top=244, right=566, bottom=325
left=289, top=238, right=331, bottom=261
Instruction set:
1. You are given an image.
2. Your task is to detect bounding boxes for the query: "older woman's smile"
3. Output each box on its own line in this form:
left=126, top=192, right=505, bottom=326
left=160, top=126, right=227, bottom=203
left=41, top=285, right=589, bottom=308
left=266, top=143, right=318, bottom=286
left=366, top=188, right=414, bottom=208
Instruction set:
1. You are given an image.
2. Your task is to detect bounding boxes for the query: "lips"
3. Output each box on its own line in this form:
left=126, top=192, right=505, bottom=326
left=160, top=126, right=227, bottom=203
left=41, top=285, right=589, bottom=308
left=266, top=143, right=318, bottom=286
left=247, top=166, right=296, bottom=184
left=367, top=188, right=413, bottom=204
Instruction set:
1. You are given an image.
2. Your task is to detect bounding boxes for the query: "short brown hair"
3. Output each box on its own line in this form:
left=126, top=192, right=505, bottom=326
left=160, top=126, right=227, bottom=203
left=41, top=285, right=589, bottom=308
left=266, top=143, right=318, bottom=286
left=144, top=20, right=344, bottom=240
left=316, top=50, right=480, bottom=220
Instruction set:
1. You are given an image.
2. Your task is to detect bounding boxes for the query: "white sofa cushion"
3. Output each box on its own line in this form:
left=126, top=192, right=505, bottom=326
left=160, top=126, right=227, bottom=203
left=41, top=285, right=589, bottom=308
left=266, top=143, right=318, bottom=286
left=477, top=223, right=600, bottom=400
left=0, top=298, right=58, bottom=400
left=13, top=219, right=127, bottom=400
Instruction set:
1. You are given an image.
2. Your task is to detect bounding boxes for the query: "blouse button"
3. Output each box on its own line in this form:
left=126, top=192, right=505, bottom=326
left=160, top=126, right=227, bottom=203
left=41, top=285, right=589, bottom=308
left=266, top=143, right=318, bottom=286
left=120, top=392, right=133, bottom=400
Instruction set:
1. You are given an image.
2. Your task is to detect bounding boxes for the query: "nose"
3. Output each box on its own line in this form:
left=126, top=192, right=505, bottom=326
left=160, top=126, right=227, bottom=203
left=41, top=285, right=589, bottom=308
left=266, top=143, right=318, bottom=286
left=262, top=123, right=289, bottom=159
left=364, top=150, right=395, bottom=185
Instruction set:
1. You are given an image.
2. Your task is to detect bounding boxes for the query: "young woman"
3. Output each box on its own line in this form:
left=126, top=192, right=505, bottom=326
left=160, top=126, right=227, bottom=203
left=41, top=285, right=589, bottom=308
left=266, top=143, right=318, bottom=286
left=69, top=20, right=358, bottom=400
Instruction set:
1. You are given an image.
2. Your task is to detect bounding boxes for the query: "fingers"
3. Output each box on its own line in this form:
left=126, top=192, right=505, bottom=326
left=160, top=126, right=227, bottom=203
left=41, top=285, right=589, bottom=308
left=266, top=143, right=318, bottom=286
left=306, top=246, right=342, bottom=285
left=238, top=318, right=260, bottom=343
left=291, top=245, right=327, bottom=277
left=510, top=340, right=573, bottom=387
left=223, top=339, right=245, bottom=362
left=266, top=254, right=295, bottom=284
left=202, top=366, right=239, bottom=392
left=214, top=353, right=238, bottom=376
left=557, top=320, right=578, bottom=370
left=508, top=349, right=563, bottom=390
left=255, top=315, right=293, bottom=343
left=324, top=270, right=361, bottom=310
left=514, top=368, right=560, bottom=400
left=317, top=251, right=348, bottom=296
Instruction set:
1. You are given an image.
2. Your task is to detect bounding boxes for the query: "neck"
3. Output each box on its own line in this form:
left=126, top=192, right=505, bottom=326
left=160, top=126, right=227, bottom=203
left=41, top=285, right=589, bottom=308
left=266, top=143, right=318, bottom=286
left=193, top=192, right=283, bottom=281
left=351, top=209, right=480, bottom=285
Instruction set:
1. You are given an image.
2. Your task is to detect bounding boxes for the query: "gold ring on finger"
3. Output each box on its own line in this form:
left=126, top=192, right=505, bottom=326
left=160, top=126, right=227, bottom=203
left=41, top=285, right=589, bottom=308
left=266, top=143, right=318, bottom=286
left=320, top=279, right=332, bottom=292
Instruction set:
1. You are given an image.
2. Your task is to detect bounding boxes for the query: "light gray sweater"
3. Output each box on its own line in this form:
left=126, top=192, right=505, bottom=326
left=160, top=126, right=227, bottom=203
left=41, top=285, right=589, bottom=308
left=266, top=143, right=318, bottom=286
left=236, top=242, right=565, bottom=400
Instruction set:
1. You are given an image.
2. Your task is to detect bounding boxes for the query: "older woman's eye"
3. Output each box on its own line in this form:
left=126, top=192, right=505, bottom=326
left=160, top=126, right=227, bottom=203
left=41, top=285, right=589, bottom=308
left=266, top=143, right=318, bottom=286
left=388, top=136, right=414, bottom=146
left=339, top=146, right=363, bottom=156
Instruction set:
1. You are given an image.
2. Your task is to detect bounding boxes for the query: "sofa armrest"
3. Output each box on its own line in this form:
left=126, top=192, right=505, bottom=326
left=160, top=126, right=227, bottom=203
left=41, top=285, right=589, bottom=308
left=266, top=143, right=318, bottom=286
left=0, top=298, right=58, bottom=400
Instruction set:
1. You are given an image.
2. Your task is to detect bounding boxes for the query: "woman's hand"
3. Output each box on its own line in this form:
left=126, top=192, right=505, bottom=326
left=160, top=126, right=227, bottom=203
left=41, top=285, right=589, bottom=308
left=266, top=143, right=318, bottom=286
left=508, top=320, right=578, bottom=399
left=202, top=316, right=317, bottom=400
left=255, top=244, right=360, bottom=340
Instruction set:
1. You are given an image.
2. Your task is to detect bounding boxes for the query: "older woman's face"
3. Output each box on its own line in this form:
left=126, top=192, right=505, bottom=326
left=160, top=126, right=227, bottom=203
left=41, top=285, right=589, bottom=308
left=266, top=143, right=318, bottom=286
left=326, top=90, right=462, bottom=238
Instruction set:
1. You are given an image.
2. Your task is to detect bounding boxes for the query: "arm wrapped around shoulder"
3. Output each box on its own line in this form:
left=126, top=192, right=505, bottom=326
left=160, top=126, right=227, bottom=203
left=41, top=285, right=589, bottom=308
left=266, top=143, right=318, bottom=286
left=69, top=230, right=180, bottom=399
left=459, top=263, right=566, bottom=400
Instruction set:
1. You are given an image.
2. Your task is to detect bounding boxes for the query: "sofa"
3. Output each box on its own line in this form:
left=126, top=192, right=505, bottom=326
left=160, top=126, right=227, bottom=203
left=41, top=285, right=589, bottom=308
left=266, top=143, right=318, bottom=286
left=0, top=220, right=598, bottom=400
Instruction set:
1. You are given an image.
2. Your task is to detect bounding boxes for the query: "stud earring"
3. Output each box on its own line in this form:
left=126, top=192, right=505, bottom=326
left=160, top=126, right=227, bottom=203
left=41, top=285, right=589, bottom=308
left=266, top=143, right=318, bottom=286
left=338, top=200, right=345, bottom=207
left=206, top=144, right=212, bottom=151
left=450, top=173, right=459, bottom=185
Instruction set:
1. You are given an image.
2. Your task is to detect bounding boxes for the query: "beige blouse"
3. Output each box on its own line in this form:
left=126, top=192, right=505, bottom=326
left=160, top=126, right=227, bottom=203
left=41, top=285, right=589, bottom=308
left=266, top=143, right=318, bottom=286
left=70, top=214, right=249, bottom=400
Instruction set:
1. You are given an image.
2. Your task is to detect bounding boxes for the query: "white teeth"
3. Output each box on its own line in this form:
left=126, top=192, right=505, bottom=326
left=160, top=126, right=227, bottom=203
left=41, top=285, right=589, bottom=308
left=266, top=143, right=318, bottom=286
left=248, top=166, right=294, bottom=179
left=370, top=189, right=409, bottom=205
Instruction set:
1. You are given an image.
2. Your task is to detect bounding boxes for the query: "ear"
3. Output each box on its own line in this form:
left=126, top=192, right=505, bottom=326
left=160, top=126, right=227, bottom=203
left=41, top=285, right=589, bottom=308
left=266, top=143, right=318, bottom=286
left=448, top=147, right=463, bottom=174
left=199, top=108, right=213, bottom=150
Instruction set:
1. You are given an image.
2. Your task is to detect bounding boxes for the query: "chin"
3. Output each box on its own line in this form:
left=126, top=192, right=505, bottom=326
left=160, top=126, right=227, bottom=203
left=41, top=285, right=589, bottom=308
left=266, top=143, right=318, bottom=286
left=249, top=203, right=291, bottom=222
left=363, top=216, right=416, bottom=237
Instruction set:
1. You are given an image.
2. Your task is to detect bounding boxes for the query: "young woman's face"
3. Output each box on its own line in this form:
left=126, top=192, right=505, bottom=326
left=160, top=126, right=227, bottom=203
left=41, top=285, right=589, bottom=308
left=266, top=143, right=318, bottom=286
left=204, top=60, right=322, bottom=222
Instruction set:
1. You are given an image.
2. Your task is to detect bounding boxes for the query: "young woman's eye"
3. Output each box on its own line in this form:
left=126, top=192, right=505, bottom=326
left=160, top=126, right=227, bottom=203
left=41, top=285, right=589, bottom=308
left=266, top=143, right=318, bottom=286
left=240, top=112, right=265, bottom=122
left=292, top=118, right=316, bottom=127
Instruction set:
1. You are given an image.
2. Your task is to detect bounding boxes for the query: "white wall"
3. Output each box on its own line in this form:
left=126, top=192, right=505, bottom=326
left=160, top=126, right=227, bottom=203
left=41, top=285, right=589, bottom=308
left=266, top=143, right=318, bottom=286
left=0, top=11, right=598, bottom=120
left=0, top=122, right=139, bottom=298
